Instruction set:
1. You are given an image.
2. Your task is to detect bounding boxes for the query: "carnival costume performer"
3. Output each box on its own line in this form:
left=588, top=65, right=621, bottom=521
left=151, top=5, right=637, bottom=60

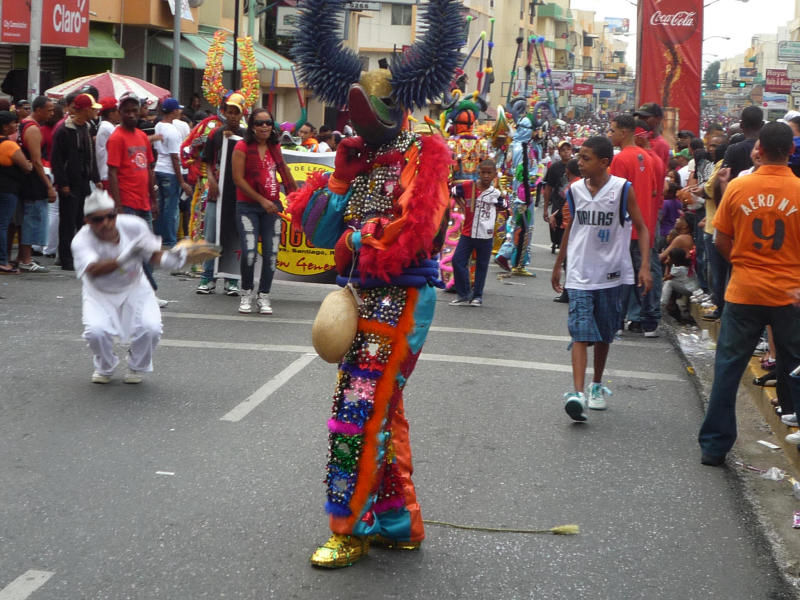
left=72, top=189, right=187, bottom=384
left=288, top=0, right=464, bottom=568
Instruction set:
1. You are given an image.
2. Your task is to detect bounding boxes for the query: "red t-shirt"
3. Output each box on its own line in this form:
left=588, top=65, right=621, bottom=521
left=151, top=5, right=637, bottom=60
left=650, top=135, right=670, bottom=170
left=233, top=140, right=279, bottom=205
left=610, top=145, right=655, bottom=246
left=106, top=127, right=154, bottom=211
left=645, top=147, right=665, bottom=213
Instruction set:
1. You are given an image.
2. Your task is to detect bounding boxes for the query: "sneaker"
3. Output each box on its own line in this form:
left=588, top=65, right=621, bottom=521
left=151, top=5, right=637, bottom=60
left=564, top=392, right=587, bottom=422
left=257, top=292, right=273, bottom=315
left=123, top=369, right=142, bottom=384
left=627, top=321, right=643, bottom=333
left=310, top=534, right=369, bottom=568
left=196, top=278, right=216, bottom=294
left=91, top=371, right=111, bottom=384
left=786, top=431, right=800, bottom=444
left=781, top=413, right=798, bottom=426
left=469, top=297, right=483, bottom=307
left=643, top=329, right=659, bottom=338
left=239, top=290, right=253, bottom=313
left=588, top=383, right=612, bottom=410
left=449, top=297, right=470, bottom=306
left=225, top=281, right=240, bottom=296
left=18, top=261, right=49, bottom=273
left=156, top=297, right=169, bottom=308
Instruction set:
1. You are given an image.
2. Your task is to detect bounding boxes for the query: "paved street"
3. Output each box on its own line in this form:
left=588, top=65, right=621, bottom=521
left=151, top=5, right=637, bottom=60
left=0, top=224, right=795, bottom=600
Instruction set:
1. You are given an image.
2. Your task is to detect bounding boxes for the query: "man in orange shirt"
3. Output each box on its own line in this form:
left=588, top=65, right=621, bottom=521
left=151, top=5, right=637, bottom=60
left=699, top=122, right=800, bottom=466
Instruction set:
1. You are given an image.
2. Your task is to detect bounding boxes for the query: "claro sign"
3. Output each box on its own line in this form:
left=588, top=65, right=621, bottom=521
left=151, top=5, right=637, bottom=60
left=1, top=0, right=89, bottom=47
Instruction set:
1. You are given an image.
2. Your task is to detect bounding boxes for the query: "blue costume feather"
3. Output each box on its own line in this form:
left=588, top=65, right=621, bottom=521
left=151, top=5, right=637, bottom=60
left=390, top=0, right=465, bottom=110
left=291, top=0, right=363, bottom=107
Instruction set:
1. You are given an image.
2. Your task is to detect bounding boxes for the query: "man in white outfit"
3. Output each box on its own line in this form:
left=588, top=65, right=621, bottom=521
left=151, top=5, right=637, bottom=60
left=72, top=189, right=185, bottom=384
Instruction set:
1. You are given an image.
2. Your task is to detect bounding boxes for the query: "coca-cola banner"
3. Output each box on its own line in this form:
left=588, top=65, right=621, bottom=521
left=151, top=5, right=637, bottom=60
left=637, top=0, right=703, bottom=134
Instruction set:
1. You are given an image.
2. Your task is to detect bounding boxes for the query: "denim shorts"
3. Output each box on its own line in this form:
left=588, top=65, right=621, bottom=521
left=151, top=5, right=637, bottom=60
left=21, top=199, right=49, bottom=246
left=567, top=286, right=622, bottom=345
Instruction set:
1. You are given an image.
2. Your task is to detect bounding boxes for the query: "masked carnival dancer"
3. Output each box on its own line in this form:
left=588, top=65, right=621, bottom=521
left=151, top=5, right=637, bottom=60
left=72, top=189, right=188, bottom=384
left=288, top=0, right=464, bottom=568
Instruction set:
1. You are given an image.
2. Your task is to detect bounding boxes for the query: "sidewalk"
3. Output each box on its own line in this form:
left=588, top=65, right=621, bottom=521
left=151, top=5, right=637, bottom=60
left=668, top=303, right=800, bottom=585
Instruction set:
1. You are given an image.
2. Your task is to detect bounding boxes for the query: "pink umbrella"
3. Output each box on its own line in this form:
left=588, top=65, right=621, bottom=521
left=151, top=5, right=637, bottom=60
left=45, top=71, right=171, bottom=106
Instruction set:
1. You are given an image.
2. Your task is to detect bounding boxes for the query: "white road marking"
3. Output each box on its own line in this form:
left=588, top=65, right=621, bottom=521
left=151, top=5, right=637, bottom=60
left=0, top=570, right=54, bottom=600
left=161, top=313, right=668, bottom=348
left=156, top=339, right=684, bottom=383
left=220, top=353, right=318, bottom=422
left=155, top=471, right=175, bottom=476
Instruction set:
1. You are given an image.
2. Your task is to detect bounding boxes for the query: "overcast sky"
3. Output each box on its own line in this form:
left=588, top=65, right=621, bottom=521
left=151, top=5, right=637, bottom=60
left=568, top=0, right=797, bottom=71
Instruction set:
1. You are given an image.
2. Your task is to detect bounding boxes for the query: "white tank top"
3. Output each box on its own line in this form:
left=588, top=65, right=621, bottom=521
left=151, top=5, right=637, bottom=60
left=565, top=175, right=634, bottom=290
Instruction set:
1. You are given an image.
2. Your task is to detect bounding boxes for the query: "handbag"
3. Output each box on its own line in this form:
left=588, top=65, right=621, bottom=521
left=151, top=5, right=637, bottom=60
left=312, top=285, right=360, bottom=363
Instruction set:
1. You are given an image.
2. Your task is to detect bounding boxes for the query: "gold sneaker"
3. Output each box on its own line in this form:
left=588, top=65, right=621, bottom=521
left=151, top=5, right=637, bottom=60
left=511, top=266, right=535, bottom=277
left=310, top=534, right=369, bottom=568
left=369, top=534, right=421, bottom=550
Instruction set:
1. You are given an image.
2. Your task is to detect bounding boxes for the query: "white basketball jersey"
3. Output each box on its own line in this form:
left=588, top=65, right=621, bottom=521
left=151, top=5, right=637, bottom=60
left=564, top=175, right=634, bottom=290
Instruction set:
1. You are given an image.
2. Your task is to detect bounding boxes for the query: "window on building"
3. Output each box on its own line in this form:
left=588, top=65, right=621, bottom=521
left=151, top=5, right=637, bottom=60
left=583, top=56, right=592, bottom=69
left=391, top=5, right=412, bottom=26
left=358, top=55, right=370, bottom=72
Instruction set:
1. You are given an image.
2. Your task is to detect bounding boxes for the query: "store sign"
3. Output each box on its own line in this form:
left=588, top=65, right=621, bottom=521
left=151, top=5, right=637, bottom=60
left=739, top=67, right=757, bottom=78
left=778, top=41, right=800, bottom=63
left=1, top=0, right=89, bottom=47
left=537, top=71, right=575, bottom=90
left=573, top=83, right=594, bottom=95
left=765, top=69, right=793, bottom=94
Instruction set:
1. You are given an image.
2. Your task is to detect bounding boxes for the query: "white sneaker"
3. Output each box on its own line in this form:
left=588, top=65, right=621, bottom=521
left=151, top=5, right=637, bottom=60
left=239, top=290, right=253, bottom=313
left=257, top=292, right=272, bottom=315
left=564, top=392, right=587, bottom=422
left=588, top=383, right=612, bottom=410
left=91, top=371, right=111, bottom=384
left=124, top=369, right=142, bottom=384
left=781, top=413, right=798, bottom=426
left=156, top=297, right=169, bottom=308
left=786, top=431, right=800, bottom=444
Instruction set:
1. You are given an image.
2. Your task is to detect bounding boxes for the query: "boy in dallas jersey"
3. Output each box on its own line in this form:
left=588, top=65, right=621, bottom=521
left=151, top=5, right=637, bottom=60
left=551, top=136, right=652, bottom=422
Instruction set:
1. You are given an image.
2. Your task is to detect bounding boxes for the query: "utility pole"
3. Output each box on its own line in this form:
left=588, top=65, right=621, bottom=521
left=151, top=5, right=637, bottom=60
left=28, top=0, right=43, bottom=100
left=232, top=0, right=240, bottom=90
left=172, top=0, right=182, bottom=100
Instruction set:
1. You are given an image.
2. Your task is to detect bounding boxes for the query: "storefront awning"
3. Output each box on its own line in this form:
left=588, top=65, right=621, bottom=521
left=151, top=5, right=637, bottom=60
left=65, top=29, right=125, bottom=59
left=148, top=29, right=293, bottom=72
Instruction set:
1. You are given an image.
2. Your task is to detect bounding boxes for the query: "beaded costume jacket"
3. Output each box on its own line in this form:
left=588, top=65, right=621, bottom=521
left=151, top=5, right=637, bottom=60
left=288, top=130, right=452, bottom=283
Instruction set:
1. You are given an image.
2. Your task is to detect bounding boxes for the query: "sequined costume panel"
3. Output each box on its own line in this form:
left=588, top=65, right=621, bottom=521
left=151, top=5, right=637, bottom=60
left=325, top=284, right=435, bottom=543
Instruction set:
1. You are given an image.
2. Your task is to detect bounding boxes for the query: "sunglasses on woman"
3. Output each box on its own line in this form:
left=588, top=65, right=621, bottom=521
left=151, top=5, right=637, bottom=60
left=253, top=119, right=274, bottom=127
left=89, top=212, right=116, bottom=224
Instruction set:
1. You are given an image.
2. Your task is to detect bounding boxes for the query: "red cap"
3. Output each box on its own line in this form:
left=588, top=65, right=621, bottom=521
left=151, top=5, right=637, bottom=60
left=73, top=93, right=102, bottom=110
left=98, top=97, right=117, bottom=111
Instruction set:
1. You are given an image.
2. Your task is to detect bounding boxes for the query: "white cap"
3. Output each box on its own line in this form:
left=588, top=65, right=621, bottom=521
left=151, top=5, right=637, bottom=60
left=84, top=188, right=116, bottom=216
left=783, top=110, right=800, bottom=122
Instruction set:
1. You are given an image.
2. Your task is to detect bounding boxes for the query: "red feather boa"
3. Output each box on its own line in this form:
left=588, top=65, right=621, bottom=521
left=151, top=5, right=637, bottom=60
left=358, top=134, right=452, bottom=281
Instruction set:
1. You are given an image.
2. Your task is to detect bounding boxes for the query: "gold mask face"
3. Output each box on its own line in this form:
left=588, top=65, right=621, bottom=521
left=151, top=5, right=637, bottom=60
left=359, top=69, right=393, bottom=100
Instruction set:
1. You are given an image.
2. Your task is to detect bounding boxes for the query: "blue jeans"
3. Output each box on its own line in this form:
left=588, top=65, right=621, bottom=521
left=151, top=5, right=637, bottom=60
left=621, top=241, right=662, bottom=332
left=236, top=202, right=280, bottom=293
left=154, top=172, right=180, bottom=248
left=699, top=302, right=800, bottom=457
left=452, top=235, right=493, bottom=300
left=0, top=192, right=18, bottom=265
left=121, top=206, right=158, bottom=292
left=704, top=232, right=730, bottom=312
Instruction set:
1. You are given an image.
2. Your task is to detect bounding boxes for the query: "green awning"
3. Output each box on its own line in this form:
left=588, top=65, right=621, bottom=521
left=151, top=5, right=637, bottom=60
left=148, top=29, right=293, bottom=72
left=66, top=29, right=124, bottom=59
left=149, top=35, right=210, bottom=70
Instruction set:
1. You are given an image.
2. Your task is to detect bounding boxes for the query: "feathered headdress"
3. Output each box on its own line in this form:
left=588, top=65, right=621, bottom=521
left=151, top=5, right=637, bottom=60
left=292, top=0, right=465, bottom=110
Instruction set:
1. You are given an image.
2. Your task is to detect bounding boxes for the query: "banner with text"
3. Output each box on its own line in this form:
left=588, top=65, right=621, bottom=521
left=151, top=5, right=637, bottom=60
left=537, top=71, right=575, bottom=91
left=573, top=83, right=594, bottom=96
left=637, top=0, right=703, bottom=134
left=765, top=69, right=793, bottom=94
left=1, top=0, right=89, bottom=47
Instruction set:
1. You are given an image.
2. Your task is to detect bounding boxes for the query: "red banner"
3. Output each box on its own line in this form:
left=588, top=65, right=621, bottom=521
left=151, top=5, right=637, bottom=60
left=637, top=0, right=703, bottom=134
left=1, top=0, right=89, bottom=47
left=765, top=69, right=792, bottom=94
left=573, top=83, right=594, bottom=96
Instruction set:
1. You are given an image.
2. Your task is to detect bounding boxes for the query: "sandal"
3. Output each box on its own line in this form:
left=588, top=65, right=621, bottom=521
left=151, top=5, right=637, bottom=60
left=754, top=372, right=777, bottom=387
left=0, top=265, right=18, bottom=274
left=761, top=357, right=776, bottom=370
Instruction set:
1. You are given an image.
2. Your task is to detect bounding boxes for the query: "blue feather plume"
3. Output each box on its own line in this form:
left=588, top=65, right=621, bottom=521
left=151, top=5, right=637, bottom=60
left=390, top=0, right=466, bottom=111
left=291, top=0, right=363, bottom=107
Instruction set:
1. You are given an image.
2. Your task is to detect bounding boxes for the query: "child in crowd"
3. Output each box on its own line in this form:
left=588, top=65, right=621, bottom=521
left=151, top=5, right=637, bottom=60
left=553, top=159, right=582, bottom=304
left=449, top=159, right=507, bottom=307
left=661, top=247, right=699, bottom=323
left=658, top=217, right=693, bottom=263
left=657, top=181, right=682, bottom=252
left=551, top=136, right=652, bottom=421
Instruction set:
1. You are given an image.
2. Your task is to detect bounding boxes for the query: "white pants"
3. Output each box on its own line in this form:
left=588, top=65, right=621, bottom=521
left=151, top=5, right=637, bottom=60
left=33, top=201, right=59, bottom=255
left=82, top=285, right=162, bottom=375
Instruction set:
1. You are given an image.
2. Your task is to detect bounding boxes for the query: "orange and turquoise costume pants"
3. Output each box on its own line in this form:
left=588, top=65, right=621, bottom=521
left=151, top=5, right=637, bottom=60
left=325, top=284, right=435, bottom=543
